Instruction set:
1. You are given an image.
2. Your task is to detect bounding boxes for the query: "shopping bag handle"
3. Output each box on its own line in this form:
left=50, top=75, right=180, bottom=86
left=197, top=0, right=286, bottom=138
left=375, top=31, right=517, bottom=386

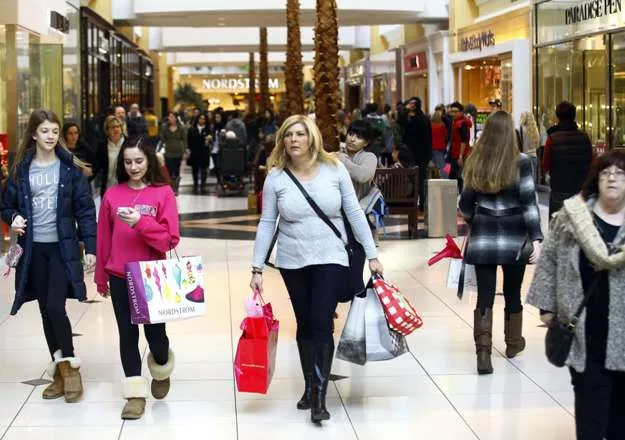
left=253, top=289, right=266, bottom=305
left=168, top=242, right=180, bottom=262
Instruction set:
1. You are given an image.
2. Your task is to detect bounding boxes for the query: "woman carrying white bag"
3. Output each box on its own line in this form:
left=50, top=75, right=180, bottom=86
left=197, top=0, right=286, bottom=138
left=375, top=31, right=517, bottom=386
left=459, top=111, right=543, bottom=375
left=95, top=137, right=179, bottom=420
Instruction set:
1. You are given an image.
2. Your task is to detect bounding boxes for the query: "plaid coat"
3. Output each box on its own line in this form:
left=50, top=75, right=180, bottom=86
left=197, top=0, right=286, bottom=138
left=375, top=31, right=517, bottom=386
left=459, top=153, right=543, bottom=265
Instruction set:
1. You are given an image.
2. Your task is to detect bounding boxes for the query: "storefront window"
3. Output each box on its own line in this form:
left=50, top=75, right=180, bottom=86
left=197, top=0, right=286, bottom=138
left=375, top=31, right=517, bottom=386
left=0, top=26, right=7, bottom=136
left=459, top=56, right=510, bottom=113
left=612, top=32, right=625, bottom=147
left=16, top=30, right=41, bottom=149
left=536, top=35, right=607, bottom=147
left=63, top=3, right=80, bottom=122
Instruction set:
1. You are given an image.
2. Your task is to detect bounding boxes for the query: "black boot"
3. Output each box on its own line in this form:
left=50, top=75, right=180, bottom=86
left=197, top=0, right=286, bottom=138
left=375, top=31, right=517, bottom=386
left=311, top=343, right=334, bottom=422
left=296, top=340, right=313, bottom=410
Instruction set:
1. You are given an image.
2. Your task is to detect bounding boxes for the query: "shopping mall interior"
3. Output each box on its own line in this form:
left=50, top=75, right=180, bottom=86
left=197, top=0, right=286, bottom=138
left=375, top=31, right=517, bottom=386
left=0, top=0, right=622, bottom=439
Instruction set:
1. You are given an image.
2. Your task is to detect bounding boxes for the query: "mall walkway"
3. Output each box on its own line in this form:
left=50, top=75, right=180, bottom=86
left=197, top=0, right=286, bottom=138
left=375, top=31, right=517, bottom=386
left=0, top=176, right=574, bottom=440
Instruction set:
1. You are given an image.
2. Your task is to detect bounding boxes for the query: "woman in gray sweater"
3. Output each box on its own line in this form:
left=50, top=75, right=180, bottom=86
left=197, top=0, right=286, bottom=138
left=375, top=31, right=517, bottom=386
left=250, top=115, right=383, bottom=423
left=527, top=150, right=625, bottom=440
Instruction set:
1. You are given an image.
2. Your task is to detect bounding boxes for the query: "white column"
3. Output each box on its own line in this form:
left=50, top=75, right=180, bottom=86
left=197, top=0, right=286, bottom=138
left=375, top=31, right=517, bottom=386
left=512, top=39, right=531, bottom=127
left=427, top=44, right=438, bottom=113
left=442, top=35, right=453, bottom=104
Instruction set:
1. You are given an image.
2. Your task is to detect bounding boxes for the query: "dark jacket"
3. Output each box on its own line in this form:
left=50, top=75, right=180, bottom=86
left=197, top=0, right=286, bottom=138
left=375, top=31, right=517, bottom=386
left=401, top=112, right=432, bottom=164
left=127, top=116, right=148, bottom=137
left=70, top=142, right=96, bottom=182
left=94, top=137, right=124, bottom=198
left=548, top=127, right=593, bottom=194
left=459, top=153, right=543, bottom=265
left=0, top=146, right=97, bottom=315
left=187, top=125, right=212, bottom=167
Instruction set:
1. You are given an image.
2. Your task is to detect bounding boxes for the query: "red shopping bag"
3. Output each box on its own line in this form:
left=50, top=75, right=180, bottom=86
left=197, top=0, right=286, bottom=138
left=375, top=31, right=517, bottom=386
left=372, top=275, right=423, bottom=336
left=234, top=315, right=279, bottom=394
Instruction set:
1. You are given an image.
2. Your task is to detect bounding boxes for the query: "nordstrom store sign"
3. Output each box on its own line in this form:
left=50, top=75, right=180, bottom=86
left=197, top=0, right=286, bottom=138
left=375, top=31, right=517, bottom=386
left=537, top=0, right=624, bottom=46
left=201, top=78, right=280, bottom=91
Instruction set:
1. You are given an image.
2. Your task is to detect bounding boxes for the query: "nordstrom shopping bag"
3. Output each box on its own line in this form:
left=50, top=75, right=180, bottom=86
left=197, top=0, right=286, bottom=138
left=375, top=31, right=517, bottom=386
left=125, top=255, right=206, bottom=324
left=446, top=258, right=477, bottom=299
left=364, top=286, right=408, bottom=362
left=234, top=314, right=279, bottom=394
left=336, top=293, right=367, bottom=365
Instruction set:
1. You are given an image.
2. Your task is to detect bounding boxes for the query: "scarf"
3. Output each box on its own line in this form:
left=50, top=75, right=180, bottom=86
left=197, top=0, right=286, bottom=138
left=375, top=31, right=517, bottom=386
left=562, top=195, right=625, bottom=270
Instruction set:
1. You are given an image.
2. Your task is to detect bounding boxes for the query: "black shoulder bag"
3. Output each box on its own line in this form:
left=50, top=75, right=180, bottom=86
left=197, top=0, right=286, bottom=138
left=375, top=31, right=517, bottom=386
left=283, top=168, right=363, bottom=302
left=545, top=272, right=602, bottom=367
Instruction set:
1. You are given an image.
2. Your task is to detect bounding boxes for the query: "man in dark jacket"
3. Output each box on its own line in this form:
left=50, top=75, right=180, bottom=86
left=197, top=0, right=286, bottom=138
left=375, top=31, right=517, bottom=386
left=399, top=97, right=432, bottom=210
left=541, top=101, right=593, bottom=217
left=127, top=103, right=148, bottom=137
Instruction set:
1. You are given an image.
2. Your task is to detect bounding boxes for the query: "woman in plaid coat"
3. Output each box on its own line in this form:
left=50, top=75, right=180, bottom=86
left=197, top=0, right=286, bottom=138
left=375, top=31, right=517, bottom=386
left=459, top=111, right=543, bottom=375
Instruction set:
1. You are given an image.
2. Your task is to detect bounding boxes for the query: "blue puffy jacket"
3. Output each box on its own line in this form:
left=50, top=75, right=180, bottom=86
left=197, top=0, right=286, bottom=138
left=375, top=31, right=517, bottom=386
left=1, top=146, right=96, bottom=315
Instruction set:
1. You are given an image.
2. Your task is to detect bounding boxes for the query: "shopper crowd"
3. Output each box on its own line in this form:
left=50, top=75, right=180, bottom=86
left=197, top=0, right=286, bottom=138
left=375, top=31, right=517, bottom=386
left=0, top=98, right=623, bottom=439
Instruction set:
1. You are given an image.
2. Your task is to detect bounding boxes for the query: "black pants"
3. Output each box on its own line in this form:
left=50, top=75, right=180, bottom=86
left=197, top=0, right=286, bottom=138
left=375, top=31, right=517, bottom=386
left=31, top=242, right=74, bottom=359
left=211, top=153, right=221, bottom=183
left=416, top=161, right=428, bottom=210
left=549, top=190, right=576, bottom=219
left=165, top=157, right=182, bottom=179
left=570, top=354, right=625, bottom=439
left=191, top=164, right=207, bottom=189
left=280, top=264, right=347, bottom=345
left=109, top=276, right=169, bottom=377
left=474, top=264, right=526, bottom=315
left=448, top=158, right=463, bottom=192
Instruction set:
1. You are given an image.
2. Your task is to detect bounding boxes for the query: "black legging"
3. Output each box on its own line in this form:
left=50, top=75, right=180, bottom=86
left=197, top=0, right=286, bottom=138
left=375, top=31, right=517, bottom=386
left=31, top=242, right=75, bottom=359
left=280, top=264, right=348, bottom=345
left=109, top=276, right=169, bottom=377
left=474, top=264, right=526, bottom=316
left=191, top=164, right=207, bottom=189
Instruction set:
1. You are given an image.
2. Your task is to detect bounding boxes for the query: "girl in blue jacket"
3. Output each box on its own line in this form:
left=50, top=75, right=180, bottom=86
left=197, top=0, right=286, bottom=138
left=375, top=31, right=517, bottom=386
left=1, top=110, right=97, bottom=403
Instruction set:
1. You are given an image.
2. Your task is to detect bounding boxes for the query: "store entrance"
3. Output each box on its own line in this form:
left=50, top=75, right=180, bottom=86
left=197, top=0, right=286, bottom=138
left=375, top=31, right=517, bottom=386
left=458, top=56, right=512, bottom=114
left=347, top=85, right=361, bottom=111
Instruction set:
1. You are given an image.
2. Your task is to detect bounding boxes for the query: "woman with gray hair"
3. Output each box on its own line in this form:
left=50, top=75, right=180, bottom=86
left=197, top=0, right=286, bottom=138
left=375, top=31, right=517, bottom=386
left=527, top=150, right=625, bottom=439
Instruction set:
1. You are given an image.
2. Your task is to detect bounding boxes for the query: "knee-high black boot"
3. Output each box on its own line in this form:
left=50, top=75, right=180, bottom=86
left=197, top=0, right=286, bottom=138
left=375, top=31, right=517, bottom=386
left=311, top=343, right=334, bottom=422
left=296, top=340, right=313, bottom=410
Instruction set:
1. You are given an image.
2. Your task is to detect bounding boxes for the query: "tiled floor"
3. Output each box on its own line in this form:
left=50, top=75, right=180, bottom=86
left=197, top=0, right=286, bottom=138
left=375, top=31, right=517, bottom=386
left=0, top=174, right=575, bottom=439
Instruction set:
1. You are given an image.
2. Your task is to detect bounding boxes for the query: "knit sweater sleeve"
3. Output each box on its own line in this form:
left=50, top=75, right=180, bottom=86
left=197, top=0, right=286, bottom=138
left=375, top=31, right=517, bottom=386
left=338, top=163, right=377, bottom=259
left=252, top=170, right=279, bottom=269
left=527, top=214, right=561, bottom=311
left=339, top=152, right=377, bottom=184
left=518, top=155, right=543, bottom=242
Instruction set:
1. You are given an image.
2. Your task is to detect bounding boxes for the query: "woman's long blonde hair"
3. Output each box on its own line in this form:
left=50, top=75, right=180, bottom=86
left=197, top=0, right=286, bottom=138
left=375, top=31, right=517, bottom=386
left=267, top=115, right=338, bottom=170
left=519, top=111, right=540, bottom=152
left=463, top=111, right=519, bottom=193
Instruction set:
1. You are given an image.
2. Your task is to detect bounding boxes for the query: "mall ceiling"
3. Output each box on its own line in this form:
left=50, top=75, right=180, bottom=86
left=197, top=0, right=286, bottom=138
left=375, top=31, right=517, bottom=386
left=115, top=9, right=447, bottom=28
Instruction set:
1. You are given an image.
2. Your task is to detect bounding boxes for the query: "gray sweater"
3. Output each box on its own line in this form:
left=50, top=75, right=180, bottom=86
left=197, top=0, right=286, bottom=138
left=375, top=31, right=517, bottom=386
left=338, top=150, right=377, bottom=201
left=252, top=162, right=377, bottom=269
left=526, top=209, right=625, bottom=373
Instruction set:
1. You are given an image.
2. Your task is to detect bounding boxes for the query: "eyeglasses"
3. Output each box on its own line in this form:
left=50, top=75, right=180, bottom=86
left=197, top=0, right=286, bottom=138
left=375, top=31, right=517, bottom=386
left=599, top=169, right=625, bottom=180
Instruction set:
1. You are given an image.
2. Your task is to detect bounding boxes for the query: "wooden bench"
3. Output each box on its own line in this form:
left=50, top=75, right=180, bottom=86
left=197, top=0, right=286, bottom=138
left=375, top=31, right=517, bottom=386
left=373, top=167, right=420, bottom=238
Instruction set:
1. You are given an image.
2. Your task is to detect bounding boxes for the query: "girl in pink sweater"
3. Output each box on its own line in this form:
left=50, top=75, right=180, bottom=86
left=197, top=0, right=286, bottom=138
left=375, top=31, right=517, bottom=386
left=95, top=137, right=180, bottom=420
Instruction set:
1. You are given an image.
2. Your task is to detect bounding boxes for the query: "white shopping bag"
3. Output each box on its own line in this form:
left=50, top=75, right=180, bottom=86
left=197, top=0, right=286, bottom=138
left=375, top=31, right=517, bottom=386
left=446, top=258, right=477, bottom=299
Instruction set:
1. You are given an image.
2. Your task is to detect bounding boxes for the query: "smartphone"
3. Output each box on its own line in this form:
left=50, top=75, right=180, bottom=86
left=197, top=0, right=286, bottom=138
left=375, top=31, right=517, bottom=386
left=117, top=207, right=132, bottom=215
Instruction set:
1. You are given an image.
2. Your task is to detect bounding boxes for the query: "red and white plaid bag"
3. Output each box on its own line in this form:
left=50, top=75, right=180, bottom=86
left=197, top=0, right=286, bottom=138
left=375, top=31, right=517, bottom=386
left=372, top=275, right=423, bottom=336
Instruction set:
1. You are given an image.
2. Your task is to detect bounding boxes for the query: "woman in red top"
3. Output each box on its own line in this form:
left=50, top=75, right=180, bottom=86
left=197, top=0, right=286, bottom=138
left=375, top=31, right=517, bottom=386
left=95, top=137, right=180, bottom=420
left=431, top=110, right=448, bottom=175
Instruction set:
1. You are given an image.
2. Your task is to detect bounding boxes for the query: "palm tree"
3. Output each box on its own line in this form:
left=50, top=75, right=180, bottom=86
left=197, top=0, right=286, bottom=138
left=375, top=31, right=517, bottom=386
left=314, top=0, right=340, bottom=151
left=285, top=0, right=304, bottom=116
left=248, top=52, right=256, bottom=115
left=259, top=27, right=270, bottom=116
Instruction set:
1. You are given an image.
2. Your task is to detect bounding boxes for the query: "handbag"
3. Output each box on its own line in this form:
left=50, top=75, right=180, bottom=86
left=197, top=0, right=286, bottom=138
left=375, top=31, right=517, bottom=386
left=1, top=230, right=23, bottom=277
left=545, top=273, right=602, bottom=368
left=283, top=168, right=364, bottom=302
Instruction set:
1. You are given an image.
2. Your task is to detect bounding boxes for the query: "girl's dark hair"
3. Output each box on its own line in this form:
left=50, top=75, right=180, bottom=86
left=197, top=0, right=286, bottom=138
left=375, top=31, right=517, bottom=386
left=347, top=119, right=376, bottom=142
left=581, top=150, right=625, bottom=199
left=62, top=121, right=80, bottom=140
left=394, top=144, right=414, bottom=168
left=12, top=109, right=62, bottom=181
left=116, top=136, right=169, bottom=185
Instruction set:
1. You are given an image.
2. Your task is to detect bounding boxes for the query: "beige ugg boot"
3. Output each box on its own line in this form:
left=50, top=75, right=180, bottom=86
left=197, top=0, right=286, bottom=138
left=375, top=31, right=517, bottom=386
left=42, top=350, right=64, bottom=400
left=56, top=356, right=83, bottom=403
left=147, top=349, right=175, bottom=400
left=121, top=376, right=149, bottom=420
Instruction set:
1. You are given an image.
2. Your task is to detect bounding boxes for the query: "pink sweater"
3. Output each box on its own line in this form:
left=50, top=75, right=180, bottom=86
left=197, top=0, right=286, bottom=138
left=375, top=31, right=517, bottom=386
left=95, top=183, right=180, bottom=292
